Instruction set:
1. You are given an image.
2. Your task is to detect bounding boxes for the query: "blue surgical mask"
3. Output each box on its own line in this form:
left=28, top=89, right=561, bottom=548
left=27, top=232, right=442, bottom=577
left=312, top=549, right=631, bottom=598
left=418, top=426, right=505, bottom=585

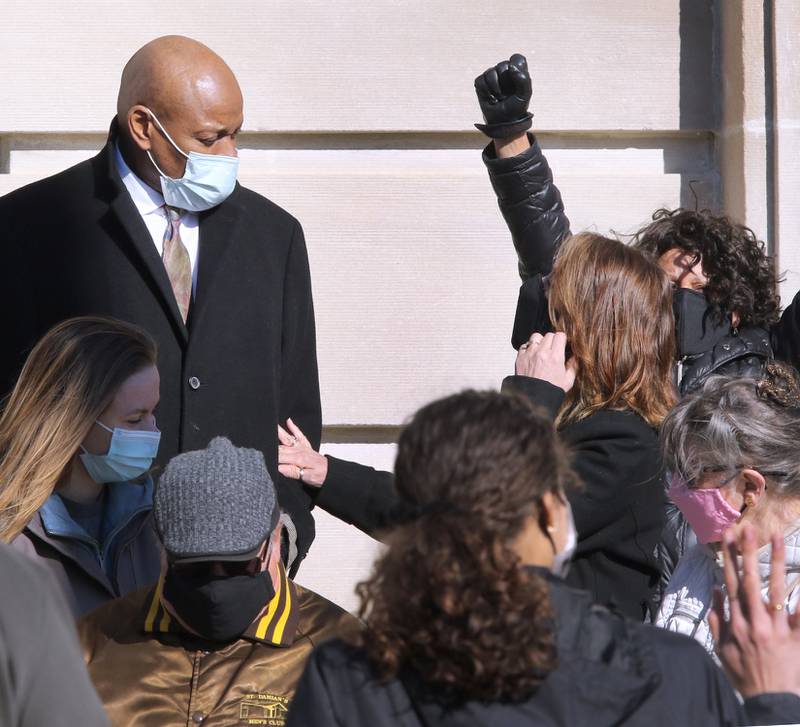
left=80, top=420, right=161, bottom=484
left=145, top=109, right=239, bottom=212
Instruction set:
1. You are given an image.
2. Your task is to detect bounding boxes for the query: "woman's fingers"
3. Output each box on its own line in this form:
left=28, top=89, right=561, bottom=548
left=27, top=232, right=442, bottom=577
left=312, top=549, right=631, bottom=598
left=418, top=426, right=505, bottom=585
left=709, top=587, right=726, bottom=645
left=286, top=417, right=310, bottom=446
left=768, top=532, right=788, bottom=625
left=277, top=423, right=295, bottom=446
left=721, top=528, right=745, bottom=626
left=278, top=447, right=313, bottom=467
left=278, top=464, right=299, bottom=479
left=740, top=525, right=764, bottom=620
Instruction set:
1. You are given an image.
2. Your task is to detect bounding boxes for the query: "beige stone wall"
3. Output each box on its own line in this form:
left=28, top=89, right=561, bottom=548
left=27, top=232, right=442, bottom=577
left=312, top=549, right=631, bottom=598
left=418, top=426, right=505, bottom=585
left=2, top=0, right=794, bottom=611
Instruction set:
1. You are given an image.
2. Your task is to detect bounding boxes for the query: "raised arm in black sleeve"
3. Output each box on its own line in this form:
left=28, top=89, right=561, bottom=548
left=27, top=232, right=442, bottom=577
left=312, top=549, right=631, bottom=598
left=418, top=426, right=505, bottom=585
left=483, top=134, right=571, bottom=282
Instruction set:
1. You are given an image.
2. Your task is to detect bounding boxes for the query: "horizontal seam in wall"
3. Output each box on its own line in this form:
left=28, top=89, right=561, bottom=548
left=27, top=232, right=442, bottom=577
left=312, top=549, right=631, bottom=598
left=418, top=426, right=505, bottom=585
left=1, top=129, right=716, bottom=153
left=322, top=425, right=401, bottom=444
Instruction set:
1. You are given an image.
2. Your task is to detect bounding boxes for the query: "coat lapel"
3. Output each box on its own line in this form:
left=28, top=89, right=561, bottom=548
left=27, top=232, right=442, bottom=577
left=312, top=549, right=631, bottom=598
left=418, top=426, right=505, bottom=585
left=93, top=136, right=189, bottom=345
left=190, top=184, right=244, bottom=329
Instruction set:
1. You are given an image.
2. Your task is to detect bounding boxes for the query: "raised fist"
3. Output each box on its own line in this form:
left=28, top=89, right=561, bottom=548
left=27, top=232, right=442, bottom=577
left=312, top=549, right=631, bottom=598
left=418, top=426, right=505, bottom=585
left=474, top=53, right=533, bottom=139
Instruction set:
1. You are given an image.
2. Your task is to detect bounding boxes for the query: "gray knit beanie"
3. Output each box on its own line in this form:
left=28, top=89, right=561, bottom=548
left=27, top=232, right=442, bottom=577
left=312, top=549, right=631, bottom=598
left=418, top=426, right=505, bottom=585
left=154, top=436, right=279, bottom=563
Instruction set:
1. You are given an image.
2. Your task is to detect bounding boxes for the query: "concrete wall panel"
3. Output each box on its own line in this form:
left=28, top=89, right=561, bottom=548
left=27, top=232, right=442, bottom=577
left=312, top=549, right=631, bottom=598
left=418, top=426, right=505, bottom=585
left=0, top=0, right=686, bottom=133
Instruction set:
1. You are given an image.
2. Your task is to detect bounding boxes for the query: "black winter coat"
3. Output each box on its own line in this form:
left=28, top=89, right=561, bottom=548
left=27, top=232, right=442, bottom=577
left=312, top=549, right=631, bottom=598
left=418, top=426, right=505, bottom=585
left=284, top=570, right=800, bottom=727
left=0, top=129, right=320, bottom=571
left=317, top=376, right=663, bottom=622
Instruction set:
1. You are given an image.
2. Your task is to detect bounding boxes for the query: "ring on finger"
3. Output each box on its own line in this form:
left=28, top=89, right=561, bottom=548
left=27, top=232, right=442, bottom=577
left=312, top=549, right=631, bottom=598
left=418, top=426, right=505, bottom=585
left=298, top=467, right=305, bottom=481
left=769, top=602, right=784, bottom=612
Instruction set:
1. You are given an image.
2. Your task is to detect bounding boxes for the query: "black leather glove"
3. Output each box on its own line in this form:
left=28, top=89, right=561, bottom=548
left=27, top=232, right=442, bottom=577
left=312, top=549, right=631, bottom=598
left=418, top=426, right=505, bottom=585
left=474, top=53, right=533, bottom=139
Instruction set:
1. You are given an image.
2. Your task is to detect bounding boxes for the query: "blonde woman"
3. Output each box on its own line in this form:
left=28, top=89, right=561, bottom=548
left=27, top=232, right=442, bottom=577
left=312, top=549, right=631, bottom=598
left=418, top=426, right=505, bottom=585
left=0, top=316, right=162, bottom=616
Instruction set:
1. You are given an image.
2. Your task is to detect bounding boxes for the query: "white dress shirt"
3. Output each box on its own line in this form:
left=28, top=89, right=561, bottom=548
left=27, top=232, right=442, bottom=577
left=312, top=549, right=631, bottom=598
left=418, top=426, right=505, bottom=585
left=113, top=144, right=200, bottom=296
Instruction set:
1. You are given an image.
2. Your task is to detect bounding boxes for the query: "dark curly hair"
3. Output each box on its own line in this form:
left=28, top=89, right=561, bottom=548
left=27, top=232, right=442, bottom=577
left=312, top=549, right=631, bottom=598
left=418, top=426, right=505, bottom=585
left=354, top=390, right=578, bottom=704
left=633, top=208, right=781, bottom=328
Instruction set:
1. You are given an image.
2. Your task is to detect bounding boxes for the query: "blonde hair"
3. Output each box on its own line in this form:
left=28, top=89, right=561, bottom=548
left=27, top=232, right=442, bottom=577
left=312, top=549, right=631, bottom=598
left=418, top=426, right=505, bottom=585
left=0, top=316, right=157, bottom=541
left=548, top=232, right=676, bottom=427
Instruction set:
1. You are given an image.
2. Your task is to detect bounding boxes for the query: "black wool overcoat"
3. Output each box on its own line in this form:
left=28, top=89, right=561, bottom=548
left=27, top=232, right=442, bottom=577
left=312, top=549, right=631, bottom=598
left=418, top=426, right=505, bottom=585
left=0, top=132, right=321, bottom=569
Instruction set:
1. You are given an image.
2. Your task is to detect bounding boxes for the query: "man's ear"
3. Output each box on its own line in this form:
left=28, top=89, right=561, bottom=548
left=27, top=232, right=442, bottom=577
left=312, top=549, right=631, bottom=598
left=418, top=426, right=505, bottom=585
left=741, top=468, right=767, bottom=508
left=263, top=523, right=284, bottom=572
left=127, top=105, right=155, bottom=151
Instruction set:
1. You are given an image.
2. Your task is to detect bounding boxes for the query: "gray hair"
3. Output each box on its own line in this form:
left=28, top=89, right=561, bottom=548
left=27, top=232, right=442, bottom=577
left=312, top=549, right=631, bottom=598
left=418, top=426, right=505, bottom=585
left=661, top=370, right=800, bottom=498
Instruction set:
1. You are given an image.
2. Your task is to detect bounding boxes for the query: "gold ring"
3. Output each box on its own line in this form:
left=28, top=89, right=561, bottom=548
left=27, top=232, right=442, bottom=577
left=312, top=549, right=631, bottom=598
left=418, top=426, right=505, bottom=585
left=770, top=602, right=784, bottom=612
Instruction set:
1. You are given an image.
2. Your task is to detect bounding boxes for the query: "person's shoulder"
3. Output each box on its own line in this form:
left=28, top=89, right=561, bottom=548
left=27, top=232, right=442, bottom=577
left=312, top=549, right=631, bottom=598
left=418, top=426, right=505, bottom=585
left=0, top=154, right=97, bottom=210
left=563, top=408, right=659, bottom=453
left=584, top=597, right=713, bottom=673
left=639, top=621, right=718, bottom=675
left=305, top=635, right=372, bottom=676
left=0, top=541, right=54, bottom=600
left=77, top=585, right=153, bottom=647
left=233, top=184, right=301, bottom=229
left=294, top=583, right=362, bottom=644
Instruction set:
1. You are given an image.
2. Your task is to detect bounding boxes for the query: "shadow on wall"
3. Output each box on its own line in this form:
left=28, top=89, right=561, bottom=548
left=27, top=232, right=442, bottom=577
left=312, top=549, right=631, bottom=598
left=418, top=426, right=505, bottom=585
left=678, top=0, right=719, bottom=211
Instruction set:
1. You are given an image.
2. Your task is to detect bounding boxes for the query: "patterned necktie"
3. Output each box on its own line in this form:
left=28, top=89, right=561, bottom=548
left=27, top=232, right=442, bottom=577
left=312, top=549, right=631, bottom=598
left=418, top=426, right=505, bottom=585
left=161, top=205, right=192, bottom=323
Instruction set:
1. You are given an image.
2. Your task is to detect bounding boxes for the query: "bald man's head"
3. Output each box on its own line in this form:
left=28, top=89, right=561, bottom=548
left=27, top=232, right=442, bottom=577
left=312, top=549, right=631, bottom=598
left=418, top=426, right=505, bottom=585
left=117, top=36, right=243, bottom=190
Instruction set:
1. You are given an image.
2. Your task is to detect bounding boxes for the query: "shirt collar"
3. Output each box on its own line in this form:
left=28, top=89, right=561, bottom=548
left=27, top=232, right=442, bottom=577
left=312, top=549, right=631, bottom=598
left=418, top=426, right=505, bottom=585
left=143, top=560, right=301, bottom=647
left=113, top=142, right=166, bottom=216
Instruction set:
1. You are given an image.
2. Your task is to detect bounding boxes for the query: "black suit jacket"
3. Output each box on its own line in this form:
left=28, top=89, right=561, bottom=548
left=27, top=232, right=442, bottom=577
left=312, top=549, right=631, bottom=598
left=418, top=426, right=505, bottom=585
left=0, top=134, right=320, bottom=570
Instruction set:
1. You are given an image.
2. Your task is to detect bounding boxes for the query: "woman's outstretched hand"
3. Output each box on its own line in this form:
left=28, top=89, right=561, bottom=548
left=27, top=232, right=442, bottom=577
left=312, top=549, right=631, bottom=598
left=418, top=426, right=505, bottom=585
left=515, top=332, right=577, bottom=393
left=710, top=523, right=800, bottom=698
left=277, top=418, right=328, bottom=488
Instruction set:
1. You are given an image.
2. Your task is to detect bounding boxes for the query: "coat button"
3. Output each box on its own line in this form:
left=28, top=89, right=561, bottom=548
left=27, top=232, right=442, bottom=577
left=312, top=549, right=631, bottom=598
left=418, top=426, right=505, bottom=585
left=188, top=376, right=201, bottom=390
left=192, top=712, right=205, bottom=724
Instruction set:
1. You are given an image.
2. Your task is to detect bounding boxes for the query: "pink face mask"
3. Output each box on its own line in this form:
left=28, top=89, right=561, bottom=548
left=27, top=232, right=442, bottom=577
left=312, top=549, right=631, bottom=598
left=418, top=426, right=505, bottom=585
left=667, top=474, right=742, bottom=544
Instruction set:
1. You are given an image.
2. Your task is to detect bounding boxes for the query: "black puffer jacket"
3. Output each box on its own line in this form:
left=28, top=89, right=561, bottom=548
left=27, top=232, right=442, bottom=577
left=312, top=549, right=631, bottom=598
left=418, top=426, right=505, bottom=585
left=285, top=570, right=800, bottom=727
left=482, top=134, right=570, bottom=282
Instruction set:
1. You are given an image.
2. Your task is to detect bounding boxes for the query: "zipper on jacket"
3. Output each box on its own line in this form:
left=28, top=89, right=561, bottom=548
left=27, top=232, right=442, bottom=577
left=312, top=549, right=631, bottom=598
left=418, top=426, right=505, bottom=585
left=187, top=652, right=203, bottom=726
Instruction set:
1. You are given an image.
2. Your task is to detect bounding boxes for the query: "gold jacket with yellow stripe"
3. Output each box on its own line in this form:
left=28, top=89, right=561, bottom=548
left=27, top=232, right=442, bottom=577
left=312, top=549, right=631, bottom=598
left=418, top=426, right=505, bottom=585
left=77, top=563, right=359, bottom=727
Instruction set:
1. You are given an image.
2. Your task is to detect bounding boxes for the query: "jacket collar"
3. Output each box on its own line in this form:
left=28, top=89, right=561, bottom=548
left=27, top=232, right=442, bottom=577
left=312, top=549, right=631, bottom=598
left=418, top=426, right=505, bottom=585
left=680, top=326, right=772, bottom=394
left=143, top=559, right=300, bottom=648
left=39, top=477, right=153, bottom=545
left=113, top=141, right=165, bottom=216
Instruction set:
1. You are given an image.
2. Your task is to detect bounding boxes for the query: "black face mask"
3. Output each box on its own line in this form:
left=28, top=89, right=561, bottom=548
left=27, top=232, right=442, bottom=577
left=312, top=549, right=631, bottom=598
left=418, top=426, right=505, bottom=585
left=163, top=566, right=274, bottom=642
left=673, top=289, right=732, bottom=358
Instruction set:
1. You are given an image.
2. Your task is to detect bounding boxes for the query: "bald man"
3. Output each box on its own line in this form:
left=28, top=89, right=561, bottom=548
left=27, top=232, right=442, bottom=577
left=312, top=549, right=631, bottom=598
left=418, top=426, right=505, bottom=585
left=0, top=36, right=319, bottom=575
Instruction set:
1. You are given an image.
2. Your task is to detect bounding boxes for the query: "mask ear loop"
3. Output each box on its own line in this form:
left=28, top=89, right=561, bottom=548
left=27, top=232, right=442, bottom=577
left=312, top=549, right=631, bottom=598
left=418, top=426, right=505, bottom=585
left=79, top=419, right=114, bottom=454
left=143, top=108, right=189, bottom=182
left=145, top=108, right=190, bottom=159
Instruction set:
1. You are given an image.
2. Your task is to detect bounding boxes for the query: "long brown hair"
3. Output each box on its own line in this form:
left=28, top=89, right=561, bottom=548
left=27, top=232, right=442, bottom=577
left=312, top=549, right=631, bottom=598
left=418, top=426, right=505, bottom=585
left=548, top=232, right=676, bottom=427
left=0, top=316, right=157, bottom=541
left=356, top=390, right=578, bottom=703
